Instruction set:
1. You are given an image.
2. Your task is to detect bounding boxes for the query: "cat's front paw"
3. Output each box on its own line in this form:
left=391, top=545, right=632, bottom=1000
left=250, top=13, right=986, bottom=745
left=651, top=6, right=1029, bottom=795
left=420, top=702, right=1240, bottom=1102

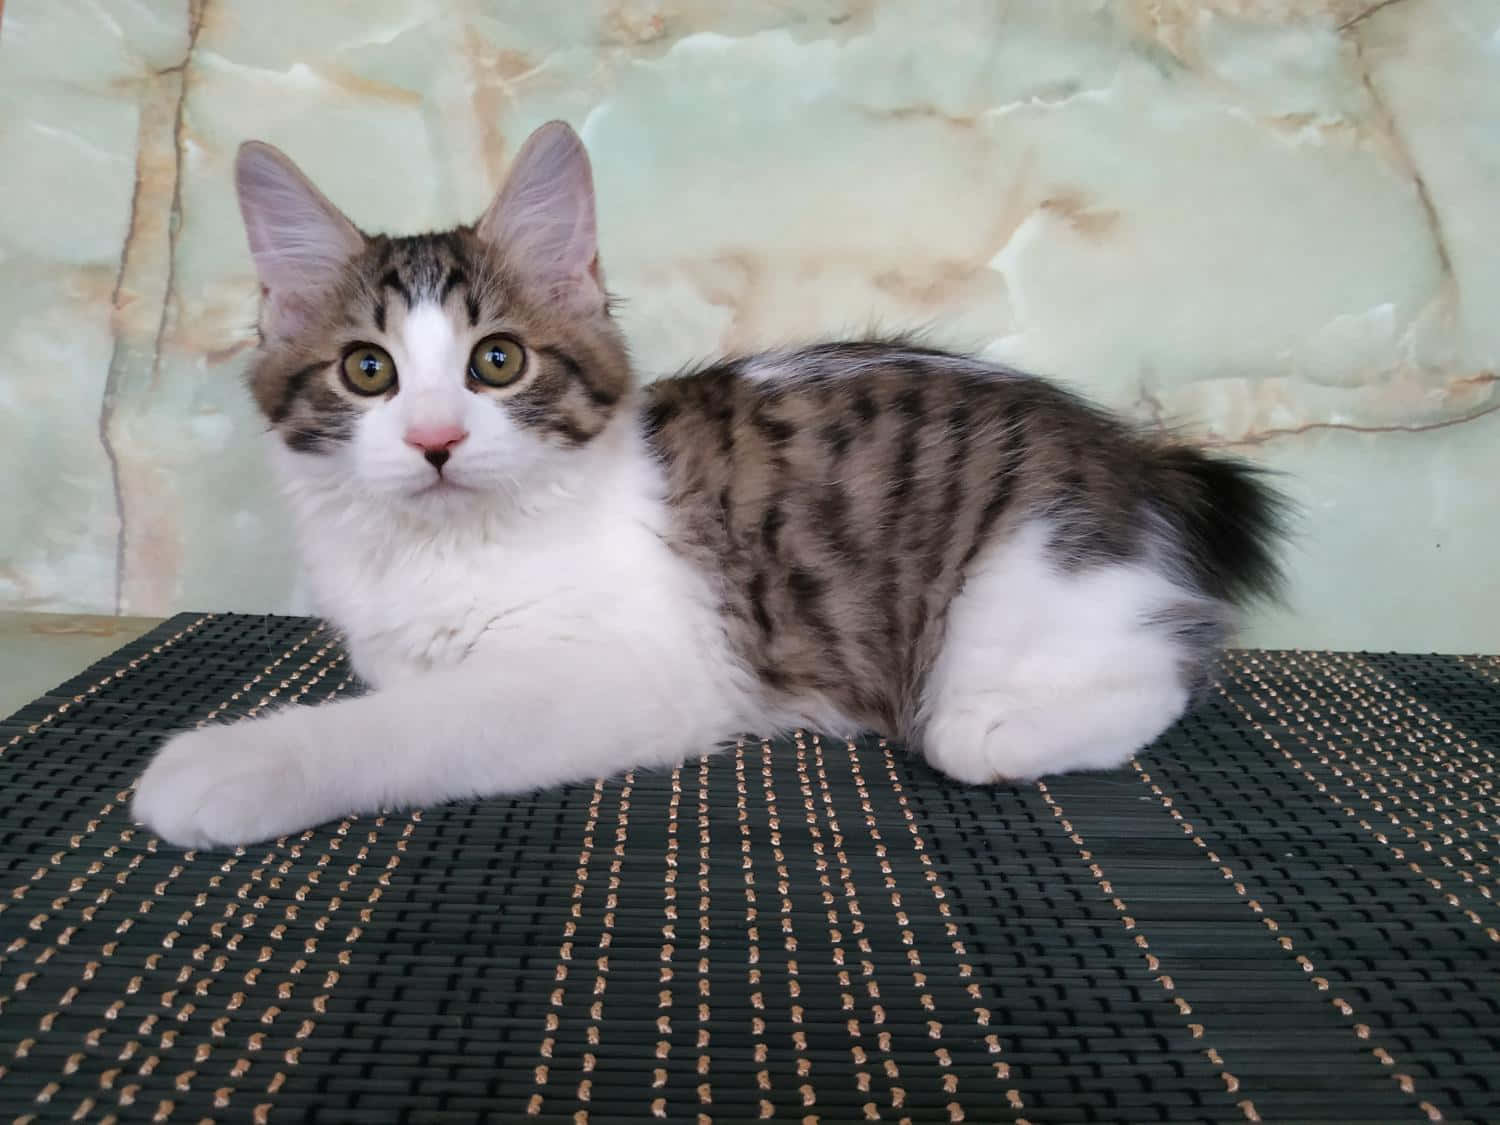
left=132, top=722, right=318, bottom=850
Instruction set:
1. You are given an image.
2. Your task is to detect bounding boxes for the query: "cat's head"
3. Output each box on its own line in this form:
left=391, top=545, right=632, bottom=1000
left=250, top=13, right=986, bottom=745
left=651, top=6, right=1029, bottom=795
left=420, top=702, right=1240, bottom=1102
left=234, top=122, right=631, bottom=513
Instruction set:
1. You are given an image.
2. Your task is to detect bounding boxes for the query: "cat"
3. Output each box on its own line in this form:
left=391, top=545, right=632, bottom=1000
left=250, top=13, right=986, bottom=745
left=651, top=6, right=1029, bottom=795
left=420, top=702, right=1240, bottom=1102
left=132, top=121, right=1285, bottom=849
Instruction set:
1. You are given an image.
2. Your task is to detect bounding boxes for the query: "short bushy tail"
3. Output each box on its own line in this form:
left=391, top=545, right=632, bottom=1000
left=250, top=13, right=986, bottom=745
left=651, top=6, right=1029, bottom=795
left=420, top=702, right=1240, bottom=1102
left=1150, top=445, right=1289, bottom=606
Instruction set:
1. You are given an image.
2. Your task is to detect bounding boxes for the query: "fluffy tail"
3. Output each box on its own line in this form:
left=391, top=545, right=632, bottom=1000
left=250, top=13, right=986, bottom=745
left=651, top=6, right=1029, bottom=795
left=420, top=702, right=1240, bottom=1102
left=1150, top=445, right=1289, bottom=606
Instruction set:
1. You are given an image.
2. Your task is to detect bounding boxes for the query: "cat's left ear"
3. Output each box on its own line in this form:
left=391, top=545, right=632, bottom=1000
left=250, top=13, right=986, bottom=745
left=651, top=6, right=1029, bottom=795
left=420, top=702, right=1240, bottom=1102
left=478, top=121, right=604, bottom=309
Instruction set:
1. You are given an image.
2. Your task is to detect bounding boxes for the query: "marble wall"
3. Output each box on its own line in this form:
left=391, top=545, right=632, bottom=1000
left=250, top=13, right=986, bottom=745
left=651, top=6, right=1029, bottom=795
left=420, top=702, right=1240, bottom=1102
left=2, top=0, right=1496, bottom=651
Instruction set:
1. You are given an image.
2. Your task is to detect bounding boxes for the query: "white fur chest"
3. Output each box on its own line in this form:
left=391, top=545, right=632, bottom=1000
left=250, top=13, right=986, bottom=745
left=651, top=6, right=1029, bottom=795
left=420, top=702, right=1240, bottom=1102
left=272, top=430, right=747, bottom=704
left=303, top=525, right=561, bottom=684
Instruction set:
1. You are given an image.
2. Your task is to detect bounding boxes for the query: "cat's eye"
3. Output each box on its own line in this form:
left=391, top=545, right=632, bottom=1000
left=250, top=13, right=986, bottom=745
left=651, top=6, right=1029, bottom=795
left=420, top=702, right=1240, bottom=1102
left=469, top=334, right=526, bottom=388
left=341, top=344, right=397, bottom=396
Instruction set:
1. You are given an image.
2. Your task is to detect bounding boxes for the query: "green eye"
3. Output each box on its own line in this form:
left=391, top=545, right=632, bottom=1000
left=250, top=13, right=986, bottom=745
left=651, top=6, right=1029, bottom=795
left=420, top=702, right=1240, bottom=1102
left=469, top=334, right=526, bottom=388
left=341, top=344, right=396, bottom=396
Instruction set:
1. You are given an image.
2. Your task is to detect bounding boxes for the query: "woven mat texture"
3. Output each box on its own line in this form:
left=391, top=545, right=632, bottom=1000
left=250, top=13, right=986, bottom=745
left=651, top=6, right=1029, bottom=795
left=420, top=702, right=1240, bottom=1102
left=2, top=613, right=1498, bottom=1123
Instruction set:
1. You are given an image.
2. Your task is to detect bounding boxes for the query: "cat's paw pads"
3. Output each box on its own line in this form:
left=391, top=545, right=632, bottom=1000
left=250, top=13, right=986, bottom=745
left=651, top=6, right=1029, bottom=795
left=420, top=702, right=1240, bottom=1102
left=132, top=723, right=312, bottom=850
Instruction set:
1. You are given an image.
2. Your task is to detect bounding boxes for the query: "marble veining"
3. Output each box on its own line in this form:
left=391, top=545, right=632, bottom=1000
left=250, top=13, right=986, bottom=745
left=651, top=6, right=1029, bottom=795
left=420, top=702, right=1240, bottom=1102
left=1, top=0, right=1496, bottom=650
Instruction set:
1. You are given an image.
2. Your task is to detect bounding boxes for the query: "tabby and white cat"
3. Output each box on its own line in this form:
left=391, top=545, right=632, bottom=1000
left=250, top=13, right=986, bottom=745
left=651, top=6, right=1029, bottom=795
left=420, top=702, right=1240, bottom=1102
left=133, top=122, right=1283, bottom=849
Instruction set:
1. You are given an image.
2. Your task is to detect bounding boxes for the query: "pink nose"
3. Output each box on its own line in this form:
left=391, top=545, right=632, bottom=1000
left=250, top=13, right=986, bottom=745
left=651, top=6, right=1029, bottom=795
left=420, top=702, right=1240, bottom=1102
left=404, top=424, right=467, bottom=470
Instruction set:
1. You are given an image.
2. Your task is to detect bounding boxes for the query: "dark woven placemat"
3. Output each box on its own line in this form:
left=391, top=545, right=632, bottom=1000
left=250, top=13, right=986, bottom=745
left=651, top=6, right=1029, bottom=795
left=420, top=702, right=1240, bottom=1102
left=1, top=613, right=1497, bottom=1123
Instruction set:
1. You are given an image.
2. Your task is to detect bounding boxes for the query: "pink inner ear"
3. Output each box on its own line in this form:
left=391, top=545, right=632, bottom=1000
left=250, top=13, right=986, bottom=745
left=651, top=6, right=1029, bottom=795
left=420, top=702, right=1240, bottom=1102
left=478, top=122, right=602, bottom=302
left=235, top=141, right=363, bottom=324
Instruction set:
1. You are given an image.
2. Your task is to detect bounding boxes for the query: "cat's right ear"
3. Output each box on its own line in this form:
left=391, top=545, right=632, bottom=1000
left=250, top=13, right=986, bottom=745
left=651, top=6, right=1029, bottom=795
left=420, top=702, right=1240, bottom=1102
left=477, top=122, right=604, bottom=310
left=235, top=142, right=364, bottom=337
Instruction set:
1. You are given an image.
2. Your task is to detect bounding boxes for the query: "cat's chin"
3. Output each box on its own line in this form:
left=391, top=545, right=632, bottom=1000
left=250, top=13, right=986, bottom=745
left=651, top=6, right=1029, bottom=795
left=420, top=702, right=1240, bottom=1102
left=409, top=476, right=476, bottom=497
left=390, top=474, right=507, bottom=517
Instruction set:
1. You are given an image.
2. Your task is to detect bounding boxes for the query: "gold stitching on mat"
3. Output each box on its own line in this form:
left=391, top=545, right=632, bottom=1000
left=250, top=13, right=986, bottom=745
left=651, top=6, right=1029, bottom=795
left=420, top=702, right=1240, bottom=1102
left=1031, top=779, right=1254, bottom=1120
left=1, top=637, right=344, bottom=1097
left=527, top=773, right=634, bottom=1120
left=1, top=614, right=214, bottom=762
left=205, top=809, right=416, bottom=1118
left=848, top=732, right=966, bottom=1114
left=1249, top=652, right=1495, bottom=827
left=1300, top=652, right=1495, bottom=813
left=1321, top=653, right=1496, bottom=835
left=874, top=740, right=1029, bottom=1122
left=651, top=765, right=685, bottom=1116
left=20, top=651, right=355, bottom=1118
left=804, top=734, right=905, bottom=1118
left=1134, top=743, right=1438, bottom=1113
left=2, top=644, right=344, bottom=1010
left=0, top=626, right=331, bottom=921
left=694, top=754, right=713, bottom=1118
left=755, top=736, right=814, bottom=1111
left=731, top=740, right=773, bottom=1113
left=1290, top=652, right=1497, bottom=909
left=787, top=732, right=866, bottom=1112
left=31, top=660, right=363, bottom=1122
left=527, top=776, right=607, bottom=1117
left=1223, top=655, right=1498, bottom=941
left=1458, top=653, right=1500, bottom=689
left=585, top=770, right=634, bottom=1117
left=1154, top=661, right=1448, bottom=1113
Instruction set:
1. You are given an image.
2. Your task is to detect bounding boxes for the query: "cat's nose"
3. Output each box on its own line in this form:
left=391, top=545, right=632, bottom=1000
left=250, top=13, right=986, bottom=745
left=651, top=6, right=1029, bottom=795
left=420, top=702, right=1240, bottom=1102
left=405, top=424, right=467, bottom=470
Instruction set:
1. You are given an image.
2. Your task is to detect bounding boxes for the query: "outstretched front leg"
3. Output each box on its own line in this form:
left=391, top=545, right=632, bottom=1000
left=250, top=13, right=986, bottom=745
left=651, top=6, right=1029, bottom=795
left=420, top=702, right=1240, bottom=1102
left=133, top=649, right=736, bottom=849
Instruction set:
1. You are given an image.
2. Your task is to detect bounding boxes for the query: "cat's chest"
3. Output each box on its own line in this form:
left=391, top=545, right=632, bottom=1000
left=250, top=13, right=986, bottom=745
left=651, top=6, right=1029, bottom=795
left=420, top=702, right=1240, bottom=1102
left=306, top=531, right=601, bottom=685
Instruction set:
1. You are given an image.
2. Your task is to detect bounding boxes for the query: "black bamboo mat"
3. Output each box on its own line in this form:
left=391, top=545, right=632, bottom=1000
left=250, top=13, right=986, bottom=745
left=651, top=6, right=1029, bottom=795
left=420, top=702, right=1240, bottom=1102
left=1, top=613, right=1498, bottom=1123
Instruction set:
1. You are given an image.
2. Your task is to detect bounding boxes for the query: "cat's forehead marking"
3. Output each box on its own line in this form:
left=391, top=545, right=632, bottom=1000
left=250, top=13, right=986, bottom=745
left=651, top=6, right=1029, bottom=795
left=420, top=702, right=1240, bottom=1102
left=369, top=232, right=479, bottom=332
left=398, top=303, right=464, bottom=392
left=378, top=233, right=463, bottom=296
